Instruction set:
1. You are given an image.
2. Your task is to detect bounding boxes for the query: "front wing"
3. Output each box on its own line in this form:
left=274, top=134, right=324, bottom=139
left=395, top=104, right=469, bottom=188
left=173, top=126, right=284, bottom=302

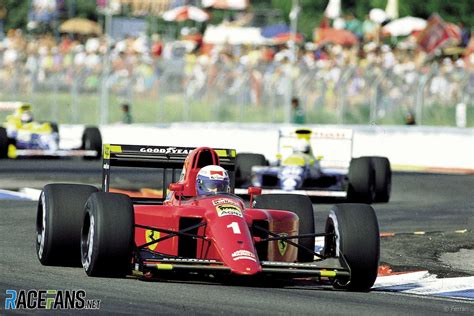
left=137, top=257, right=350, bottom=280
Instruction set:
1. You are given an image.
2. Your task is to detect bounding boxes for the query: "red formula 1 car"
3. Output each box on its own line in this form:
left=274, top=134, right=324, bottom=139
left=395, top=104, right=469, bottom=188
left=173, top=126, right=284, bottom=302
left=36, top=144, right=380, bottom=291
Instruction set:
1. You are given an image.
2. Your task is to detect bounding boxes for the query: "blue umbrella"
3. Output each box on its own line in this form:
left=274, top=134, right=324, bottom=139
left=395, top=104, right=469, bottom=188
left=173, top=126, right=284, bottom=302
left=261, top=24, right=290, bottom=38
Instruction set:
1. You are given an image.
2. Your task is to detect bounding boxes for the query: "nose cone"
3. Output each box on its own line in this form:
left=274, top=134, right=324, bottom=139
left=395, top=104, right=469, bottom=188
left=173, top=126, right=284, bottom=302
left=208, top=214, right=262, bottom=275
left=228, top=249, right=262, bottom=275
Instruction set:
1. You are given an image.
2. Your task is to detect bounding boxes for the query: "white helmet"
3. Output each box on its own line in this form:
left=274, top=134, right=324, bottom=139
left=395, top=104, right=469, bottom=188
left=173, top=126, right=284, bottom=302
left=196, top=165, right=230, bottom=195
left=293, top=139, right=311, bottom=154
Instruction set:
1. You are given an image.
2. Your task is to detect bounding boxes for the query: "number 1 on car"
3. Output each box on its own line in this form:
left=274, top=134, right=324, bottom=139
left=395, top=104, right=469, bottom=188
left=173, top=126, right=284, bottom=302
left=227, top=222, right=241, bottom=234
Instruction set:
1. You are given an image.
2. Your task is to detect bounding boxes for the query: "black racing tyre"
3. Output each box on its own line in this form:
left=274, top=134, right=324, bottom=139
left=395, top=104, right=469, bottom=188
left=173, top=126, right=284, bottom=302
left=254, top=194, right=315, bottom=262
left=235, top=153, right=267, bottom=187
left=323, top=204, right=380, bottom=292
left=81, top=192, right=134, bottom=277
left=0, top=127, right=8, bottom=159
left=40, top=121, right=59, bottom=134
left=347, top=157, right=375, bottom=203
left=48, top=122, right=60, bottom=147
left=82, top=126, right=102, bottom=159
left=371, top=157, right=392, bottom=203
left=36, top=184, right=98, bottom=266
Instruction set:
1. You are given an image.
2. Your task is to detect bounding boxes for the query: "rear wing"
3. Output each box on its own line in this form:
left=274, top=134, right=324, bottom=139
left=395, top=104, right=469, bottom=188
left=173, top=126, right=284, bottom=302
left=278, top=128, right=354, bottom=168
left=102, top=144, right=236, bottom=198
left=0, top=102, right=23, bottom=111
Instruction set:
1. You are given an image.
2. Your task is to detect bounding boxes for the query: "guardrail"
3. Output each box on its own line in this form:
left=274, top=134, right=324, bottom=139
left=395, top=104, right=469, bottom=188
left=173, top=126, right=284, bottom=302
left=59, top=123, right=474, bottom=171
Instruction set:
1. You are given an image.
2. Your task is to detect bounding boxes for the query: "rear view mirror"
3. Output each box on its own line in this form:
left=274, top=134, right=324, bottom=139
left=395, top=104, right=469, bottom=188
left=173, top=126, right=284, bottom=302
left=169, top=183, right=184, bottom=192
left=248, top=187, right=262, bottom=196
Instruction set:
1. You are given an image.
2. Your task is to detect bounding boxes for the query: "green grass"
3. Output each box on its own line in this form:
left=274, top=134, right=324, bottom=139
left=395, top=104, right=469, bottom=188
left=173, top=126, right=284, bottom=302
left=1, top=91, right=472, bottom=127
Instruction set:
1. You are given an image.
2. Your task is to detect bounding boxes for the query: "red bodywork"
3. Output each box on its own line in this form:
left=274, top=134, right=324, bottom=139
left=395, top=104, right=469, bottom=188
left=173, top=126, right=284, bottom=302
left=132, top=147, right=299, bottom=275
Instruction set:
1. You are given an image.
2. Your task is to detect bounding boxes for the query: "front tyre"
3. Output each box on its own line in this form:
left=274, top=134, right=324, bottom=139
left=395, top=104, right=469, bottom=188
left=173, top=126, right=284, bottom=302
left=82, top=127, right=102, bottom=159
left=371, top=157, right=391, bottom=203
left=347, top=157, right=375, bottom=203
left=324, top=204, right=380, bottom=291
left=81, top=192, right=134, bottom=277
left=36, top=184, right=98, bottom=266
left=0, top=127, right=9, bottom=158
left=235, top=153, right=267, bottom=187
left=253, top=194, right=315, bottom=262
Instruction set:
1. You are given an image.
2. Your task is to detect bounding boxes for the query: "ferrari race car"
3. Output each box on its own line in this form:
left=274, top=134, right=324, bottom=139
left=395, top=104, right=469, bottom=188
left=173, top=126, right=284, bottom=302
left=234, top=128, right=391, bottom=203
left=36, top=144, right=380, bottom=291
left=0, top=102, right=102, bottom=159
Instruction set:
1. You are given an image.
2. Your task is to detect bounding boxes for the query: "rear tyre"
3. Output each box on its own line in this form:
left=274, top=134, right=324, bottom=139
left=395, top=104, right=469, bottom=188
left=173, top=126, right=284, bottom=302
left=371, top=157, right=391, bottom=203
left=49, top=122, right=59, bottom=134
left=81, top=192, right=134, bottom=277
left=323, top=204, right=380, bottom=291
left=82, top=127, right=102, bottom=159
left=253, top=194, right=315, bottom=262
left=0, top=127, right=8, bottom=158
left=235, top=153, right=267, bottom=187
left=347, top=157, right=375, bottom=203
left=36, top=184, right=98, bottom=266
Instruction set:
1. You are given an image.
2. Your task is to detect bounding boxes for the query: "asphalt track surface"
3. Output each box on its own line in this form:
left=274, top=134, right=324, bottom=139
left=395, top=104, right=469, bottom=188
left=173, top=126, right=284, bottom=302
left=0, top=160, right=473, bottom=315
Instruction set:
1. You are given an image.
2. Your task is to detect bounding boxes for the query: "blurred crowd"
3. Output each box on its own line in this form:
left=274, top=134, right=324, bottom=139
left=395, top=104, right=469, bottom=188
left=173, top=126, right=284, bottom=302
left=0, top=26, right=472, bottom=117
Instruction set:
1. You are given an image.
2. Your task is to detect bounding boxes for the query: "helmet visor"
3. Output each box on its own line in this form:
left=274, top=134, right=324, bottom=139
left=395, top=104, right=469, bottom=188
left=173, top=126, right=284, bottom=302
left=199, top=178, right=229, bottom=194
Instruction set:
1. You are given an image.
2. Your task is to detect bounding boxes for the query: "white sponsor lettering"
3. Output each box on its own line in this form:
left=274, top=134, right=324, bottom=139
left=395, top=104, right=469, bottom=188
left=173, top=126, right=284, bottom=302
left=212, top=198, right=239, bottom=206
left=139, top=147, right=191, bottom=154
left=231, top=250, right=257, bottom=262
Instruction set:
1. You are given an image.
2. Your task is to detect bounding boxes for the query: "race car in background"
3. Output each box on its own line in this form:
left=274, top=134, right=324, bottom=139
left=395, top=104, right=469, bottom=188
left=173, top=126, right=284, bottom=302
left=234, top=128, right=391, bottom=203
left=0, top=102, right=102, bottom=159
left=36, top=144, right=381, bottom=291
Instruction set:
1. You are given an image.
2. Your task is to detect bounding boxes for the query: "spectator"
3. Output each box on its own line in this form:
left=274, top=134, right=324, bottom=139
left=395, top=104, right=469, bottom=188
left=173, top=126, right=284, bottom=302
left=121, top=103, right=133, bottom=124
left=291, top=97, right=305, bottom=124
left=404, top=111, right=416, bottom=125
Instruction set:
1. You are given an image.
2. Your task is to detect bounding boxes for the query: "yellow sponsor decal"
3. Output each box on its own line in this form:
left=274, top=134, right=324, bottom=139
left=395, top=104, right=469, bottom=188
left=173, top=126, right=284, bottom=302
left=7, top=144, right=17, bottom=159
left=278, top=233, right=288, bottom=256
left=103, top=144, right=122, bottom=159
left=216, top=204, right=243, bottom=218
left=214, top=149, right=236, bottom=158
left=145, top=229, right=160, bottom=251
left=320, top=270, right=337, bottom=277
left=156, top=264, right=173, bottom=270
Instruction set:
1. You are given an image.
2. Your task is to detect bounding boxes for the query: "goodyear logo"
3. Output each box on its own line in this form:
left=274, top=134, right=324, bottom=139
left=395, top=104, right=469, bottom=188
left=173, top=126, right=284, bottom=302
left=139, top=147, right=191, bottom=154
left=216, top=204, right=242, bottom=218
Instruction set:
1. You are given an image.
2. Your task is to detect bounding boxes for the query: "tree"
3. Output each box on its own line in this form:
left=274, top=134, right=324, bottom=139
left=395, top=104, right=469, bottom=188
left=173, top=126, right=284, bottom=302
left=1, top=0, right=29, bottom=31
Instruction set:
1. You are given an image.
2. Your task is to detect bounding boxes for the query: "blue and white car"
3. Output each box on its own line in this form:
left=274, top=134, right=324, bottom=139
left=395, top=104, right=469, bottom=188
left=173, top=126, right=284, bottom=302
left=234, top=128, right=391, bottom=203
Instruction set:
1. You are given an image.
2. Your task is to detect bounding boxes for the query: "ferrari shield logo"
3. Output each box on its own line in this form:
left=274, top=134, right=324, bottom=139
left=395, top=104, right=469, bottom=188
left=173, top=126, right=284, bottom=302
left=278, top=233, right=288, bottom=256
left=145, top=229, right=160, bottom=251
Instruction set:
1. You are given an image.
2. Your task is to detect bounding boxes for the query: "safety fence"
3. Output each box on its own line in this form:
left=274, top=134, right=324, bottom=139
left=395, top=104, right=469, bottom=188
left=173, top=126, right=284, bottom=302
left=0, top=53, right=472, bottom=126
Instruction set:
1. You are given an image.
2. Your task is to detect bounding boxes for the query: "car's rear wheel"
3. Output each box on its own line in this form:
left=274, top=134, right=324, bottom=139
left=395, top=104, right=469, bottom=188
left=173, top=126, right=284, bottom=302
left=0, top=127, right=8, bottom=159
left=82, top=127, right=102, bottom=159
left=235, top=153, right=267, bottom=187
left=36, top=184, right=98, bottom=266
left=81, top=192, right=134, bottom=277
left=323, top=203, right=380, bottom=291
left=253, top=194, right=315, bottom=262
left=371, top=157, right=391, bottom=203
left=347, top=157, right=375, bottom=203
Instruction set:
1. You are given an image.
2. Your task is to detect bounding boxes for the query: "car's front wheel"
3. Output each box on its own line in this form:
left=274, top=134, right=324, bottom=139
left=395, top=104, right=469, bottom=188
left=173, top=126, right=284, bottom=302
left=81, top=192, right=134, bottom=277
left=324, top=203, right=380, bottom=291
